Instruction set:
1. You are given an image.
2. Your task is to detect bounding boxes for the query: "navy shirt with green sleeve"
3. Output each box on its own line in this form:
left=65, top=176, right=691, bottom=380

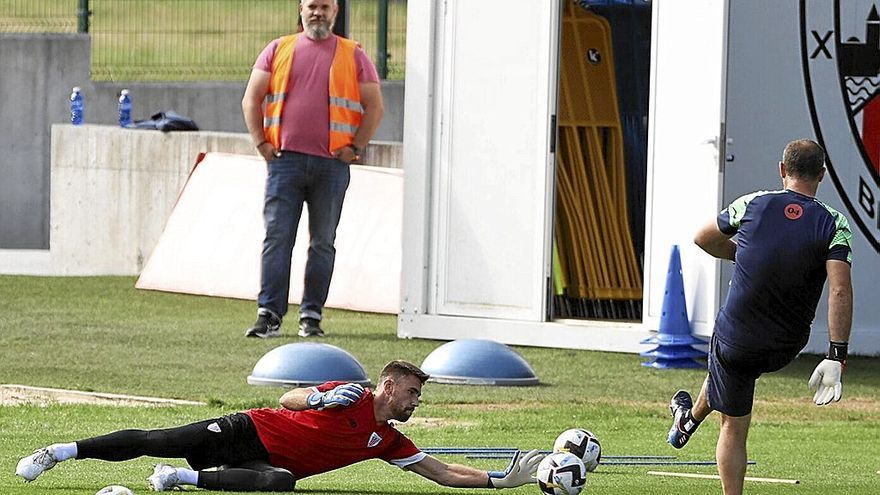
left=714, top=189, right=852, bottom=352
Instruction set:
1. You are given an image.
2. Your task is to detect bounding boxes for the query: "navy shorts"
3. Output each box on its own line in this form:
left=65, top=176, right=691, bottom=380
left=707, top=334, right=800, bottom=417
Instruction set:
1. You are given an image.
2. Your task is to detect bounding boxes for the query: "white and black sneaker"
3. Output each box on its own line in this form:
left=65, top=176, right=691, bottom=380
left=16, top=447, right=58, bottom=482
left=245, top=309, right=281, bottom=338
left=667, top=390, right=700, bottom=449
left=147, top=464, right=181, bottom=491
left=298, top=318, right=325, bottom=338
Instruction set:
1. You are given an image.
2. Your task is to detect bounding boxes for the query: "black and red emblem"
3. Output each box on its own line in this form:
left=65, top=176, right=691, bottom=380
left=802, top=0, right=880, bottom=251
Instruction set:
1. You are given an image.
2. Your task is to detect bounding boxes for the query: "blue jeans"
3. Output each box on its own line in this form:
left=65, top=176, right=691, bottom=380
left=258, top=151, right=350, bottom=321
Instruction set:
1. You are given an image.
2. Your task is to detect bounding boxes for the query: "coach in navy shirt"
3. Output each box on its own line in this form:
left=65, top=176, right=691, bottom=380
left=665, top=139, right=853, bottom=495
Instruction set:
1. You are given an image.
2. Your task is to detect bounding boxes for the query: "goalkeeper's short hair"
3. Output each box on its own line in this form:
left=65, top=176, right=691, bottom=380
left=379, top=360, right=430, bottom=384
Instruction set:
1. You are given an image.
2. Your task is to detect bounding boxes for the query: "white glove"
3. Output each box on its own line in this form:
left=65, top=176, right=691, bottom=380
left=307, top=383, right=365, bottom=409
left=488, top=449, right=544, bottom=489
left=808, top=359, right=843, bottom=406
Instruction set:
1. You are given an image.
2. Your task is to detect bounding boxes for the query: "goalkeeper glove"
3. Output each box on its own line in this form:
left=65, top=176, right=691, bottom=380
left=808, top=341, right=847, bottom=406
left=487, top=449, right=543, bottom=488
left=307, top=383, right=365, bottom=410
left=808, top=359, right=843, bottom=406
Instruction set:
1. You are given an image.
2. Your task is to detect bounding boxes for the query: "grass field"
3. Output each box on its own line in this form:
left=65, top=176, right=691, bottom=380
left=1, top=276, right=878, bottom=494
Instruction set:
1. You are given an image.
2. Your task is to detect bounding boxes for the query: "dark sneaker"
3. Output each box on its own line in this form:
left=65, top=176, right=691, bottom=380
left=667, top=390, right=699, bottom=449
left=298, top=318, right=325, bottom=338
left=244, top=309, right=281, bottom=338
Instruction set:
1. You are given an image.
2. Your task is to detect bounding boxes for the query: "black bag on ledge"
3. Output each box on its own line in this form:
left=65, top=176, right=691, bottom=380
left=132, top=111, right=199, bottom=132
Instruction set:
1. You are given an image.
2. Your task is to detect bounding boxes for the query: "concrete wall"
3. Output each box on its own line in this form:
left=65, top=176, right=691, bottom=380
left=49, top=126, right=253, bottom=275
left=41, top=125, right=400, bottom=276
left=0, top=34, right=404, bottom=250
left=1, top=35, right=90, bottom=250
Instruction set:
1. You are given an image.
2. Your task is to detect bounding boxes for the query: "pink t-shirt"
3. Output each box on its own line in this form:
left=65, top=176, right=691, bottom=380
left=255, top=35, right=380, bottom=157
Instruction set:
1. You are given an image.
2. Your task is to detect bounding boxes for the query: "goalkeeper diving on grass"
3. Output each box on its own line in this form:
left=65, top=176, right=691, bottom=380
left=16, top=360, right=543, bottom=492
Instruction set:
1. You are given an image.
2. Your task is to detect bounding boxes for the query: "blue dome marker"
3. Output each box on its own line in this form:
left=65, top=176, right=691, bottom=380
left=420, top=339, right=539, bottom=386
left=248, top=343, right=371, bottom=388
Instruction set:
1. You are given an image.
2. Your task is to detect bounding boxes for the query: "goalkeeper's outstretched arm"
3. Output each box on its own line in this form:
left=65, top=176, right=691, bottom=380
left=406, top=450, right=543, bottom=489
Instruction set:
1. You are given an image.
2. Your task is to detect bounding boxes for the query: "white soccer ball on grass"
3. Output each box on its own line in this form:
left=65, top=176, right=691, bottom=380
left=536, top=451, right=587, bottom=495
left=553, top=428, right=602, bottom=472
left=95, top=485, right=134, bottom=495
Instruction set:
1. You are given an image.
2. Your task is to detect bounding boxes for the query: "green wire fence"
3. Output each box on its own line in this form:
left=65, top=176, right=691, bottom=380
left=0, top=0, right=406, bottom=81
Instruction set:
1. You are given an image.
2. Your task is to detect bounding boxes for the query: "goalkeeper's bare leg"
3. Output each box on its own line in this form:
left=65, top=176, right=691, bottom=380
left=692, top=376, right=713, bottom=420
left=716, top=413, right=751, bottom=495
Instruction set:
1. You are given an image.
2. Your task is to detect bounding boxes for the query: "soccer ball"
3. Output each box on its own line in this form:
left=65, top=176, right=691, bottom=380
left=553, top=428, right=602, bottom=472
left=95, top=486, right=134, bottom=495
left=536, top=452, right=587, bottom=495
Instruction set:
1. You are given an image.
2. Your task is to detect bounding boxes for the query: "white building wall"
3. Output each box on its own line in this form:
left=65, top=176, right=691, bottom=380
left=400, top=0, right=880, bottom=355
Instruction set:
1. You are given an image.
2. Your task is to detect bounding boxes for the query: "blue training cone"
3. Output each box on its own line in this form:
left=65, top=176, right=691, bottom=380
left=641, top=245, right=707, bottom=369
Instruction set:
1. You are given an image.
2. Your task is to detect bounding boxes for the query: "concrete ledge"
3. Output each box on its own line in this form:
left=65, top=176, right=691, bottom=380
left=35, top=124, right=403, bottom=276
left=364, top=140, right=403, bottom=169
left=50, top=125, right=250, bottom=275
left=0, top=250, right=52, bottom=275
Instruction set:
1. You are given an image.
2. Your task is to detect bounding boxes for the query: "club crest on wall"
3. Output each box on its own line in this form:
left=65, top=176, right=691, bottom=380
left=802, top=0, right=880, bottom=252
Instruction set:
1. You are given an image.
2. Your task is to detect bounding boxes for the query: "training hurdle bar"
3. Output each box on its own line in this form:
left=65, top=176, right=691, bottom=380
left=421, top=447, right=674, bottom=460
left=648, top=471, right=798, bottom=484
left=462, top=455, right=754, bottom=466
left=420, top=448, right=755, bottom=467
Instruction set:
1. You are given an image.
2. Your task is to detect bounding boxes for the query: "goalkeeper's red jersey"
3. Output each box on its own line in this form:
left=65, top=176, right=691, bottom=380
left=245, top=381, right=425, bottom=478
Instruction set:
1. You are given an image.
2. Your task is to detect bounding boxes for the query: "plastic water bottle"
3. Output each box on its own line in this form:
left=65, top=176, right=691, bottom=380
left=70, top=87, right=84, bottom=126
left=118, top=89, right=132, bottom=127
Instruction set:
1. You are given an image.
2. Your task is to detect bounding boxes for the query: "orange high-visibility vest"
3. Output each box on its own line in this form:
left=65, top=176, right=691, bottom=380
left=263, top=34, right=363, bottom=153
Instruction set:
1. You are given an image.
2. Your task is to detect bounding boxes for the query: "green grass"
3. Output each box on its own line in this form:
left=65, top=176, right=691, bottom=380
left=1, top=276, right=878, bottom=494
left=0, top=0, right=407, bottom=81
